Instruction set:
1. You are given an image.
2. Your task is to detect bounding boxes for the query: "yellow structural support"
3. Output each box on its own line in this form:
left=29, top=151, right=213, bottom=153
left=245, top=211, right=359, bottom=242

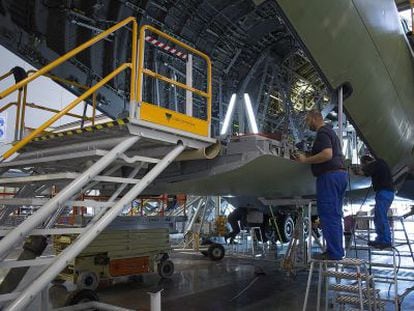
left=27, top=70, right=89, bottom=90
left=0, top=17, right=138, bottom=161
left=0, top=71, right=12, bottom=82
left=19, top=86, right=28, bottom=140
left=130, top=20, right=138, bottom=105
left=25, top=103, right=92, bottom=121
left=0, top=102, right=15, bottom=113
left=27, top=70, right=97, bottom=125
left=1, top=63, right=131, bottom=161
left=14, top=89, right=22, bottom=141
left=140, top=102, right=209, bottom=137
left=142, top=69, right=209, bottom=98
left=0, top=102, right=91, bottom=121
left=92, top=93, right=97, bottom=126
left=0, top=16, right=137, bottom=101
left=0, top=17, right=213, bottom=162
left=137, top=24, right=212, bottom=137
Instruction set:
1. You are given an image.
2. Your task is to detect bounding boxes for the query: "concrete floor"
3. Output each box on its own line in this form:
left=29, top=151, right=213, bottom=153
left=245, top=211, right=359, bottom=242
left=98, top=252, right=314, bottom=311
left=97, top=250, right=414, bottom=311
left=98, top=217, right=414, bottom=311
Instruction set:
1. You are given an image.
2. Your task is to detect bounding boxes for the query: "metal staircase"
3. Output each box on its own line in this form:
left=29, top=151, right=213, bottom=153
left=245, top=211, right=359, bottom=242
left=0, top=16, right=215, bottom=310
left=303, top=258, right=382, bottom=311
left=351, top=213, right=414, bottom=310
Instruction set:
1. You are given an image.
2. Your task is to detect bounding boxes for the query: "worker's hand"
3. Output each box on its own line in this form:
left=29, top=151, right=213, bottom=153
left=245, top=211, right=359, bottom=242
left=294, top=152, right=307, bottom=163
left=351, top=165, right=363, bottom=176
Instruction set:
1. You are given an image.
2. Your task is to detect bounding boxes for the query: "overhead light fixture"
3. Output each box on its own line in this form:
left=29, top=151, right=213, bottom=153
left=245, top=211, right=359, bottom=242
left=269, top=94, right=282, bottom=102
left=220, top=93, right=236, bottom=135
left=244, top=93, right=259, bottom=134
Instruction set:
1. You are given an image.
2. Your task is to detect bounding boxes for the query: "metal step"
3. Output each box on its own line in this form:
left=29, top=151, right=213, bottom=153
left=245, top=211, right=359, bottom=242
left=323, top=271, right=373, bottom=280
left=1, top=141, right=186, bottom=311
left=0, top=173, right=143, bottom=185
left=0, top=149, right=106, bottom=170
left=0, top=256, right=55, bottom=269
left=0, top=228, right=85, bottom=237
left=329, top=284, right=379, bottom=295
left=311, top=257, right=366, bottom=266
left=0, top=292, right=20, bottom=303
left=373, top=277, right=397, bottom=284
left=23, top=119, right=131, bottom=152
left=337, top=258, right=366, bottom=266
left=350, top=245, right=397, bottom=251
left=336, top=295, right=385, bottom=308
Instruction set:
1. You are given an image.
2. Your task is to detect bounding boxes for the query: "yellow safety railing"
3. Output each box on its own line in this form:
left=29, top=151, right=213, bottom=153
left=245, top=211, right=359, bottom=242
left=0, top=16, right=138, bottom=161
left=0, top=70, right=97, bottom=140
left=0, top=102, right=92, bottom=122
left=0, top=69, right=28, bottom=141
left=27, top=70, right=96, bottom=126
left=0, top=71, right=13, bottom=83
left=0, top=17, right=213, bottom=162
left=137, top=25, right=212, bottom=137
left=26, top=70, right=97, bottom=125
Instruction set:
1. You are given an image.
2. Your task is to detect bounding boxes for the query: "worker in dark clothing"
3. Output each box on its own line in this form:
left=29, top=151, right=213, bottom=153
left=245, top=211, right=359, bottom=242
left=295, top=110, right=348, bottom=260
left=224, top=207, right=247, bottom=244
left=11, top=66, right=27, bottom=83
left=360, top=155, right=395, bottom=249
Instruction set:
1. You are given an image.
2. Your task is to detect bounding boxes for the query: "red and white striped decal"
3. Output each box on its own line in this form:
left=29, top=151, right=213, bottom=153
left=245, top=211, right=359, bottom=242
left=145, top=35, right=188, bottom=60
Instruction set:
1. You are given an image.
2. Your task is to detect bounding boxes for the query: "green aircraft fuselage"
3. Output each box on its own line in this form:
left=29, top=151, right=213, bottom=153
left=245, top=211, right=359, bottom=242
left=276, top=0, right=414, bottom=175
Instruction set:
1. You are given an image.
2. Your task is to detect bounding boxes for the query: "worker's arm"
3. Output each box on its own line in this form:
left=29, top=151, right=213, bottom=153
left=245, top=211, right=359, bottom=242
left=295, top=148, right=332, bottom=164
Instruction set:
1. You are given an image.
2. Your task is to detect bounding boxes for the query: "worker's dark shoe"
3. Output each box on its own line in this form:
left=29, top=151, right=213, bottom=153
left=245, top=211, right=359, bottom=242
left=229, top=238, right=238, bottom=245
left=367, top=241, right=392, bottom=249
left=375, top=242, right=392, bottom=250
left=312, top=252, right=329, bottom=260
left=312, top=252, right=343, bottom=261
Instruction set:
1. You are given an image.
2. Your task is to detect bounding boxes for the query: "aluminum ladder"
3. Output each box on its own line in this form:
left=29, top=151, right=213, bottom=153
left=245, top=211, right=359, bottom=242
left=303, top=258, right=383, bottom=311
left=352, top=213, right=414, bottom=310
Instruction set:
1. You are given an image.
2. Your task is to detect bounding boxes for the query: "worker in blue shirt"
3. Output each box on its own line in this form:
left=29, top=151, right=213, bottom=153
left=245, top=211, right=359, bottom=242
left=295, top=110, right=347, bottom=260
left=360, top=155, right=394, bottom=249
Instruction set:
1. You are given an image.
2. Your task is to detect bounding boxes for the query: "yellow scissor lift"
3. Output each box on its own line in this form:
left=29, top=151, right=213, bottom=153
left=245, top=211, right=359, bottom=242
left=0, top=17, right=215, bottom=311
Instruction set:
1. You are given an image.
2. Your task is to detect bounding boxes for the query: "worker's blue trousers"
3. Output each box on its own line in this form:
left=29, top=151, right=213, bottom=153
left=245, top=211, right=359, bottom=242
left=316, top=171, right=348, bottom=260
left=374, top=190, right=394, bottom=244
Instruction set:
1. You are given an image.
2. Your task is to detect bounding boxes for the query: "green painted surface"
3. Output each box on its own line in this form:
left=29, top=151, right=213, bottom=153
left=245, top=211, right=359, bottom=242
left=276, top=0, right=414, bottom=171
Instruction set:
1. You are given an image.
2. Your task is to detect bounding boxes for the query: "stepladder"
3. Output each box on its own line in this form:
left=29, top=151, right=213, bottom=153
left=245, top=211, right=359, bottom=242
left=303, top=257, right=384, bottom=311
left=350, top=213, right=414, bottom=310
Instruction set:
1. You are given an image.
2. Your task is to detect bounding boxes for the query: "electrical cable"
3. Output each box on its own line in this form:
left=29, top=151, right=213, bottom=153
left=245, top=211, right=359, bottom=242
left=387, top=246, right=401, bottom=297
left=42, top=0, right=65, bottom=9
left=341, top=160, right=373, bottom=258
left=350, top=186, right=371, bottom=257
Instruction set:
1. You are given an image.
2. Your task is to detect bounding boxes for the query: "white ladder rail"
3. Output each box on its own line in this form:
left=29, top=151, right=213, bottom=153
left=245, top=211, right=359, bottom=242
left=83, top=164, right=144, bottom=229
left=0, top=136, right=140, bottom=261
left=0, top=163, right=144, bottom=302
left=362, top=215, right=408, bottom=310
left=303, top=258, right=381, bottom=311
left=44, top=162, right=144, bottom=230
left=5, top=142, right=185, bottom=311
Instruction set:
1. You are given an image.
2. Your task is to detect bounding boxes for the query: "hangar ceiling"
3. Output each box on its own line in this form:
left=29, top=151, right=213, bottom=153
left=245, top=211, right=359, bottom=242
left=0, top=0, right=331, bottom=139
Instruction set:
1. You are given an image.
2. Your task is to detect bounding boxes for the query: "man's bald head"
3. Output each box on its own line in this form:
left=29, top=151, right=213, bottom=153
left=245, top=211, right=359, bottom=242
left=305, top=110, right=324, bottom=131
